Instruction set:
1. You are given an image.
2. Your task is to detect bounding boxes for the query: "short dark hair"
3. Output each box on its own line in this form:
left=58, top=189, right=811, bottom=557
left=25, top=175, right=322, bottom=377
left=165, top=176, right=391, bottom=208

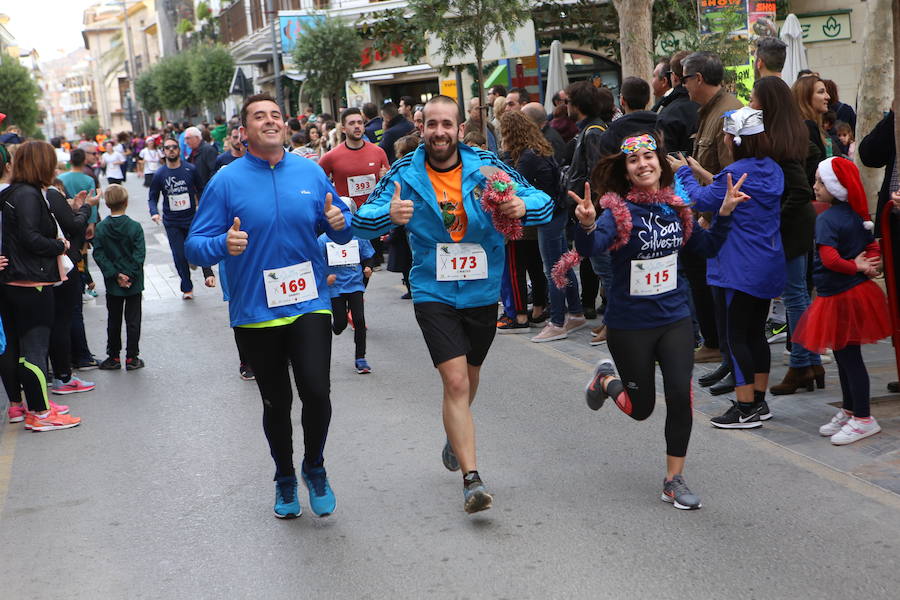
left=287, top=118, right=301, bottom=132
left=399, top=95, right=415, bottom=108
left=683, top=51, right=725, bottom=86
left=240, top=93, right=280, bottom=126
left=215, top=116, right=225, bottom=125
left=291, top=132, right=307, bottom=146
left=755, top=37, right=787, bottom=73
left=381, top=102, right=399, bottom=119
left=551, top=91, right=565, bottom=106
left=489, top=85, right=507, bottom=97
left=50, top=136, right=62, bottom=148
left=394, top=134, right=420, bottom=159
left=797, top=69, right=815, bottom=78
left=592, top=131, right=674, bottom=198
left=621, top=77, right=651, bottom=111
left=362, top=102, right=378, bottom=119
left=669, top=50, right=691, bottom=80
left=228, top=124, right=241, bottom=135
left=566, top=81, right=604, bottom=120
left=656, top=58, right=671, bottom=80
left=340, top=107, right=363, bottom=124
left=423, top=95, right=460, bottom=125
left=70, top=148, right=86, bottom=168
left=508, top=87, right=531, bottom=103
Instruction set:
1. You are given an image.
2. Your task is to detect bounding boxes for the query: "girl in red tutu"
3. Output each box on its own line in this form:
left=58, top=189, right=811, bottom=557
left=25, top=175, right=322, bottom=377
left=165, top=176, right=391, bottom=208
left=793, top=157, right=890, bottom=445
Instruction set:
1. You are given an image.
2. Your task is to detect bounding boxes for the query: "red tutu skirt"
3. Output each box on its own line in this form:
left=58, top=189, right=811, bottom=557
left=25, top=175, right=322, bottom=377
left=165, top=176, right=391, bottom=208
left=793, top=280, right=892, bottom=353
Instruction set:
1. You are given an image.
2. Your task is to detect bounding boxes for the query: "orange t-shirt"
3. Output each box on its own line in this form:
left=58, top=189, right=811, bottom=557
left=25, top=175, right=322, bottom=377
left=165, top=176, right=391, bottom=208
left=426, top=162, right=467, bottom=242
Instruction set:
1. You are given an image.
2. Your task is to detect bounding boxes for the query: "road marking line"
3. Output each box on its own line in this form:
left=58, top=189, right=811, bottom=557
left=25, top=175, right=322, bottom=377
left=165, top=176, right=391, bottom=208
left=511, top=333, right=900, bottom=509
left=0, top=426, right=20, bottom=520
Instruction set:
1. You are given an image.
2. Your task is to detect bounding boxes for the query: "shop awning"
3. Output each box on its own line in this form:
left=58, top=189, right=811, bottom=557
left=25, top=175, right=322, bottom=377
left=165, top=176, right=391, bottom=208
left=483, top=64, right=509, bottom=89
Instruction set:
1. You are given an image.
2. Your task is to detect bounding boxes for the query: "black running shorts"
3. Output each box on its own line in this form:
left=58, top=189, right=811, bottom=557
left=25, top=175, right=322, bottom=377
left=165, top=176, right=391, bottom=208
left=413, top=302, right=497, bottom=367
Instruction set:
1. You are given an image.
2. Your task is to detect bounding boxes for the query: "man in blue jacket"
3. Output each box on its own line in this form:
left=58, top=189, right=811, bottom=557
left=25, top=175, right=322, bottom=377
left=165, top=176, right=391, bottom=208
left=185, top=93, right=352, bottom=520
left=354, top=95, right=553, bottom=514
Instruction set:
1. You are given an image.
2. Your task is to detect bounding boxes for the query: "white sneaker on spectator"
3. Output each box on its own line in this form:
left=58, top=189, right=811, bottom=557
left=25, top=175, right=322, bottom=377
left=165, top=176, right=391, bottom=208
left=830, top=416, right=881, bottom=445
left=819, top=409, right=851, bottom=436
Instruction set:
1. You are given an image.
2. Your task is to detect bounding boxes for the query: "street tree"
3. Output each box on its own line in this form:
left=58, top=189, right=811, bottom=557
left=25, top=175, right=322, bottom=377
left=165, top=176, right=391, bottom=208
left=611, top=0, right=656, bottom=81
left=0, top=54, right=41, bottom=136
left=77, top=117, right=101, bottom=141
left=411, top=0, right=532, bottom=137
left=292, top=16, right=361, bottom=112
left=189, top=45, right=235, bottom=112
left=135, top=70, right=163, bottom=118
left=152, top=53, right=202, bottom=114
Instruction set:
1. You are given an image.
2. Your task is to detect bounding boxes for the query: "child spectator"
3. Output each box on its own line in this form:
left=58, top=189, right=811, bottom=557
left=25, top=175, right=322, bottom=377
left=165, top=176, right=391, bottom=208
left=835, top=121, right=855, bottom=160
left=92, top=184, right=146, bottom=371
left=462, top=131, right=488, bottom=150
left=319, top=196, right=375, bottom=374
left=794, top=157, right=891, bottom=445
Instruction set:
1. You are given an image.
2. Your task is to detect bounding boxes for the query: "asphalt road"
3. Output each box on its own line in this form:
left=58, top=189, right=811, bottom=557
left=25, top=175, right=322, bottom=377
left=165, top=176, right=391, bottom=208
left=1, top=174, right=899, bottom=599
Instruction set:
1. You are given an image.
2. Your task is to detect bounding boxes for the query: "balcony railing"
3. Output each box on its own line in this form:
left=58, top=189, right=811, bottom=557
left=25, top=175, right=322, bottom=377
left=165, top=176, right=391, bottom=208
left=221, top=0, right=249, bottom=45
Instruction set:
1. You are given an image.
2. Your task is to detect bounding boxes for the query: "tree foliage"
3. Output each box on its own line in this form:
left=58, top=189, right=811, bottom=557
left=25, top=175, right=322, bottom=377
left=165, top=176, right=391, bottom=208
left=0, top=54, right=41, bottom=135
left=77, top=116, right=101, bottom=140
left=292, top=17, right=361, bottom=106
left=134, top=71, right=162, bottom=115
left=152, top=53, right=202, bottom=111
left=356, top=8, right=428, bottom=67
left=189, top=45, right=235, bottom=106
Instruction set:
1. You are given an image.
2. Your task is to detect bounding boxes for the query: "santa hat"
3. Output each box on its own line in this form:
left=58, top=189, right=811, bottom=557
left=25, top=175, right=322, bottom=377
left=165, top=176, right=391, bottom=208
left=818, top=156, right=873, bottom=230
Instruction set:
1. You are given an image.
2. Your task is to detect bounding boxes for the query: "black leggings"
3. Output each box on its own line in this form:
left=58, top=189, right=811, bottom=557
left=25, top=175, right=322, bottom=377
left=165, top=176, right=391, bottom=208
left=715, top=287, right=770, bottom=386
left=0, top=285, right=54, bottom=412
left=606, top=317, right=694, bottom=457
left=50, top=269, right=81, bottom=380
left=683, top=250, right=719, bottom=349
left=834, top=345, right=871, bottom=418
left=234, top=313, right=332, bottom=479
left=506, top=239, right=547, bottom=313
left=331, top=291, right=366, bottom=359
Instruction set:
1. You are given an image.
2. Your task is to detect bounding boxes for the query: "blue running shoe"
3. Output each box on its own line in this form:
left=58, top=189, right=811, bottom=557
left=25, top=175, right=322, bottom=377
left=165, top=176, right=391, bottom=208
left=442, top=438, right=460, bottom=471
left=355, top=358, right=371, bottom=374
left=273, top=475, right=301, bottom=519
left=301, top=466, right=336, bottom=517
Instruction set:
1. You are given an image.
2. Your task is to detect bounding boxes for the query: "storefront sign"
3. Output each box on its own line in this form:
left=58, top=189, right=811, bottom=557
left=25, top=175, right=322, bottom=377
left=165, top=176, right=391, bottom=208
left=794, top=13, right=852, bottom=43
left=440, top=79, right=458, bottom=98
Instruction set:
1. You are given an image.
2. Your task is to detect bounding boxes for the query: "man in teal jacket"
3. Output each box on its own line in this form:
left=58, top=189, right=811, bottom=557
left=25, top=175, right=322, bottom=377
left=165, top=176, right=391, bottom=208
left=354, top=95, right=553, bottom=514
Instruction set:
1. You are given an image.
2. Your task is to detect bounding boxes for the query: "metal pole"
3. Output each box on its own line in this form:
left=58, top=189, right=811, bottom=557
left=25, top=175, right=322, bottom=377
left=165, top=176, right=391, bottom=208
left=267, top=0, right=285, bottom=115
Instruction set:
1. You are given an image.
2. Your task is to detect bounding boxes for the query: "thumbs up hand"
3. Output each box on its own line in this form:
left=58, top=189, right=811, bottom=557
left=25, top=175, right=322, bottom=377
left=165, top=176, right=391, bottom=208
left=324, top=193, right=347, bottom=231
left=227, top=216, right=249, bottom=256
left=570, top=181, right=596, bottom=228
left=389, top=181, right=414, bottom=225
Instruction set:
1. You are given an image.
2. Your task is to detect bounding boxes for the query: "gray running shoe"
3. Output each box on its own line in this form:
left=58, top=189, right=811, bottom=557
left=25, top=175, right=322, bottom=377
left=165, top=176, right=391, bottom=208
left=661, top=475, right=702, bottom=510
left=585, top=359, right=616, bottom=411
left=463, top=474, right=493, bottom=514
left=442, top=439, right=460, bottom=471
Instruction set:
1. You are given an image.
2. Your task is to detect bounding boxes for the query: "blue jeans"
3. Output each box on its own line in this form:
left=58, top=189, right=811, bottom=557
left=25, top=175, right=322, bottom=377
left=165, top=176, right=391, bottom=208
left=783, top=254, right=821, bottom=368
left=165, top=221, right=194, bottom=293
left=537, top=210, right=582, bottom=326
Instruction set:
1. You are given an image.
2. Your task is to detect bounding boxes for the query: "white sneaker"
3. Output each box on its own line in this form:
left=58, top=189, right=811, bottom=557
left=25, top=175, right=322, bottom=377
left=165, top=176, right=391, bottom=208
left=820, top=350, right=833, bottom=364
left=531, top=323, right=568, bottom=343
left=563, top=314, right=588, bottom=334
left=819, top=410, right=851, bottom=436
left=830, top=416, right=881, bottom=445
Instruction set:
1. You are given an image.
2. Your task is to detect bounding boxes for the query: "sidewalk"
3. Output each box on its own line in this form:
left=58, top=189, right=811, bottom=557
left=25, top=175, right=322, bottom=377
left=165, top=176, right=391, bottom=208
left=537, top=325, right=900, bottom=497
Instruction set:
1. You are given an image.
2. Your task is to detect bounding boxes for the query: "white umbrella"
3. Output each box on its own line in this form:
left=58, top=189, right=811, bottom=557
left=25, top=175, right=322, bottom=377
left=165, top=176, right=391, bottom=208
left=780, top=14, right=808, bottom=87
left=544, top=40, right=569, bottom=114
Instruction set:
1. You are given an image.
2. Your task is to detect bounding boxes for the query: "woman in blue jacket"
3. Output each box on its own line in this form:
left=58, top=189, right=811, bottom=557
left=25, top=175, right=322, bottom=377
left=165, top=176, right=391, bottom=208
left=674, top=107, right=786, bottom=429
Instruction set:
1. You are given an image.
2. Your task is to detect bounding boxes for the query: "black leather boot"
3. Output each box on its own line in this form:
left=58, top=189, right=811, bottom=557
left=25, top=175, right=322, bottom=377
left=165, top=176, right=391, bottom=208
left=710, top=372, right=736, bottom=396
left=699, top=364, right=730, bottom=387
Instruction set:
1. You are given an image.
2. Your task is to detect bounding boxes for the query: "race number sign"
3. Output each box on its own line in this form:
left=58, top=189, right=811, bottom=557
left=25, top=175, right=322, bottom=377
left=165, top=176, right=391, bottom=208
left=263, top=261, right=318, bottom=308
left=436, top=243, right=487, bottom=281
left=630, top=254, right=677, bottom=296
left=326, top=240, right=360, bottom=266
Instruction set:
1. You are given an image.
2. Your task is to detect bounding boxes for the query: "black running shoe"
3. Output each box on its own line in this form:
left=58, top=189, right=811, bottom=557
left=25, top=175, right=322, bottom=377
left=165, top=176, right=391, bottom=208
left=239, top=363, right=256, bottom=380
left=125, top=357, right=145, bottom=371
left=73, top=356, right=99, bottom=371
left=442, top=439, right=460, bottom=471
left=711, top=401, right=763, bottom=429
left=98, top=356, right=121, bottom=370
left=758, top=399, right=772, bottom=421
left=661, top=475, right=702, bottom=510
left=585, top=359, right=615, bottom=411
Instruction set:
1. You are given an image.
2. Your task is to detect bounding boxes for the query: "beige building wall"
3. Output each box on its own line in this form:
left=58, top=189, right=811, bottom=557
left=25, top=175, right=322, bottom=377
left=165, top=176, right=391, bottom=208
left=788, top=0, right=867, bottom=108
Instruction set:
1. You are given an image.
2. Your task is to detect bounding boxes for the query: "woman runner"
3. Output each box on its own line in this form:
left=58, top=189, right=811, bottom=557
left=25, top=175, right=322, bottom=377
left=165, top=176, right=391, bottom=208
left=570, top=133, right=748, bottom=509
